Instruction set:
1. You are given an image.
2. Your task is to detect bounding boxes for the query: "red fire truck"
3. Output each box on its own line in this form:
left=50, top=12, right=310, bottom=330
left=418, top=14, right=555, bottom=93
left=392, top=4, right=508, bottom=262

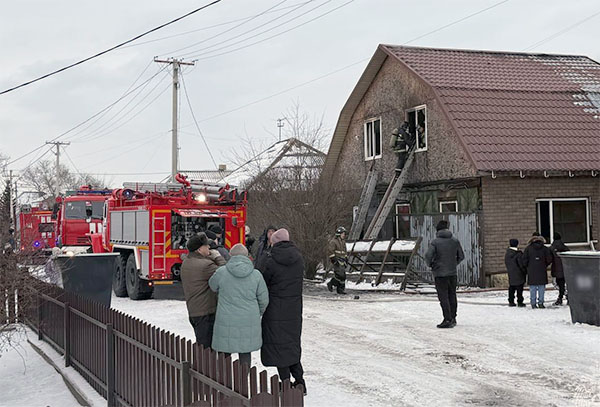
left=53, top=187, right=112, bottom=248
left=91, top=174, right=247, bottom=300
left=17, top=204, right=57, bottom=253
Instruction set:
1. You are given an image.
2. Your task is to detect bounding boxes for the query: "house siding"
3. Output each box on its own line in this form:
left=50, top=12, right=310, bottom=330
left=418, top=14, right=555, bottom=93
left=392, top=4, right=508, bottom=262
left=481, top=176, right=600, bottom=278
left=332, top=56, right=477, bottom=188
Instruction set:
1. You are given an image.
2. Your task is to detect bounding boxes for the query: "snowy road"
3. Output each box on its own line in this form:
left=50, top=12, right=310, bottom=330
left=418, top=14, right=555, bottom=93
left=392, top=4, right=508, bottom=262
left=111, top=286, right=600, bottom=407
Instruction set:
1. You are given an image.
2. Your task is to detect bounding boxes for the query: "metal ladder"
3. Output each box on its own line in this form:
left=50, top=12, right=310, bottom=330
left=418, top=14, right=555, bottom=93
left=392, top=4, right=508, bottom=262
left=152, top=215, right=167, bottom=273
left=363, top=148, right=417, bottom=240
left=348, top=163, right=378, bottom=241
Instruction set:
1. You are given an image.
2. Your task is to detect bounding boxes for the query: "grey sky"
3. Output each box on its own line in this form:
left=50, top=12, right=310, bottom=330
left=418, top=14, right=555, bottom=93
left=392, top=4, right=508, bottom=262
left=1, top=0, right=599, bottom=189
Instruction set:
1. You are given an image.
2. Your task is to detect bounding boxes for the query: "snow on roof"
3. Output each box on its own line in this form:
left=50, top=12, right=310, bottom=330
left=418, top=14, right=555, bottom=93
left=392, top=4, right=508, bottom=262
left=347, top=240, right=416, bottom=253
left=220, top=138, right=325, bottom=187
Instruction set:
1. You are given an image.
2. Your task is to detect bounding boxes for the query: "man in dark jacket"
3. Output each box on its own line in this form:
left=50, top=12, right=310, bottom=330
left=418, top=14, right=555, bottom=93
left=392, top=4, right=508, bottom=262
left=254, top=225, right=277, bottom=271
left=260, top=228, right=306, bottom=394
left=425, top=220, right=465, bottom=328
left=550, top=232, right=569, bottom=306
left=522, top=233, right=553, bottom=309
left=181, top=233, right=226, bottom=348
left=326, top=226, right=348, bottom=294
left=504, top=239, right=526, bottom=307
left=206, top=229, right=230, bottom=261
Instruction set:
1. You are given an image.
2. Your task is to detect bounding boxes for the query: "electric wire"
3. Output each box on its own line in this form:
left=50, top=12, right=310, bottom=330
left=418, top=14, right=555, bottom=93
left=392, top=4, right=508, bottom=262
left=63, top=148, right=83, bottom=179
left=180, top=72, right=218, bottom=169
left=166, top=0, right=295, bottom=56
left=0, top=0, right=224, bottom=95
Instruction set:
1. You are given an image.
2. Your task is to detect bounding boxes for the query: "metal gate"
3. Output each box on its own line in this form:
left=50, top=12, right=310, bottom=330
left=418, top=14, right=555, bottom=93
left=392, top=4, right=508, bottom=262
left=410, top=212, right=481, bottom=286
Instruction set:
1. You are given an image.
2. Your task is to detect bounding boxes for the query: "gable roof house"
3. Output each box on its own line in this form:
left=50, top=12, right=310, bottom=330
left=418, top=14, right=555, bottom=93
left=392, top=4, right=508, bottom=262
left=322, top=44, right=600, bottom=287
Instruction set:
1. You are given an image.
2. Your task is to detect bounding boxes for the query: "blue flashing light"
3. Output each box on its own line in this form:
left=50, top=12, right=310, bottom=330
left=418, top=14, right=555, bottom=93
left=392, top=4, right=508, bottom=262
left=33, top=240, right=41, bottom=248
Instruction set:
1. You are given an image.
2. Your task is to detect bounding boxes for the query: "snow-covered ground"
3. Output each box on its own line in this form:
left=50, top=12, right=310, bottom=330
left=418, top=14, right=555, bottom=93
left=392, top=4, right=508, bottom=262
left=111, top=285, right=600, bottom=407
left=0, top=330, right=81, bottom=407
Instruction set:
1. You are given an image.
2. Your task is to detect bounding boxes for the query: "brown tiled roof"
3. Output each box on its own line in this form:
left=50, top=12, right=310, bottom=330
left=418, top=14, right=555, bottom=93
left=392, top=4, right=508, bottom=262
left=382, top=45, right=600, bottom=171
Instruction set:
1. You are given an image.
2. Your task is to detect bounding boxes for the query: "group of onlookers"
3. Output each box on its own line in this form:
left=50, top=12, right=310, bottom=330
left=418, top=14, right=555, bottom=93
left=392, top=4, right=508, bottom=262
left=505, top=232, right=569, bottom=308
left=180, top=225, right=306, bottom=394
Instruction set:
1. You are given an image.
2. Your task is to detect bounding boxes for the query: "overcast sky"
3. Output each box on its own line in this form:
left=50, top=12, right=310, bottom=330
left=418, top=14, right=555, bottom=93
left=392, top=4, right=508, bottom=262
left=1, top=0, right=599, bottom=190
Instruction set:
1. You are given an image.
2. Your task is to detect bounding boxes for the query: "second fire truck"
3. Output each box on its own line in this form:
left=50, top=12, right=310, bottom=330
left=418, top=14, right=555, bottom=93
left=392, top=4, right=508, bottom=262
left=90, top=174, right=247, bottom=300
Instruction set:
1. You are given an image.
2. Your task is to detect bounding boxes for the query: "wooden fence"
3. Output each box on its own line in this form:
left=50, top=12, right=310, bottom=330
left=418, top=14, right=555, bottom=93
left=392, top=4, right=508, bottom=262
left=18, top=280, right=303, bottom=407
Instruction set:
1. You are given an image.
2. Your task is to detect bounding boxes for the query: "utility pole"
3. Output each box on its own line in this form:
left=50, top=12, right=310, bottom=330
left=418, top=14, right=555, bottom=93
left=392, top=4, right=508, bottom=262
left=45, top=141, right=70, bottom=196
left=154, top=58, right=195, bottom=181
left=277, top=118, right=285, bottom=142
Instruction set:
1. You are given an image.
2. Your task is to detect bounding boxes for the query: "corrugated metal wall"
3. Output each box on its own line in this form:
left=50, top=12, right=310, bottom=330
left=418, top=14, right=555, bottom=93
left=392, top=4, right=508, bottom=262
left=410, top=212, right=481, bottom=286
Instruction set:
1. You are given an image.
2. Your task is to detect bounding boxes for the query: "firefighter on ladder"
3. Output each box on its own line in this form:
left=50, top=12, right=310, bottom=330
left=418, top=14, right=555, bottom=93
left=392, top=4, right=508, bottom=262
left=327, top=226, right=348, bottom=295
left=390, top=121, right=415, bottom=172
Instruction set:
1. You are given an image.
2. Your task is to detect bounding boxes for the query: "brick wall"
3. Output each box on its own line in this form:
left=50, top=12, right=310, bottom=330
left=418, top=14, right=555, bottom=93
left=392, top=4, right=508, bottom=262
left=481, top=175, right=600, bottom=280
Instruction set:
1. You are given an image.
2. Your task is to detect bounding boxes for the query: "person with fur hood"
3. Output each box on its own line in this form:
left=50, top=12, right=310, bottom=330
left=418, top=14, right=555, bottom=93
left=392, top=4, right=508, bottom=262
left=521, top=233, right=553, bottom=309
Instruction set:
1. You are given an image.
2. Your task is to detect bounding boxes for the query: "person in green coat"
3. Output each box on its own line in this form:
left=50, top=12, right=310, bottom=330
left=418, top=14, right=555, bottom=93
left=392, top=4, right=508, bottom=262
left=209, top=243, right=269, bottom=367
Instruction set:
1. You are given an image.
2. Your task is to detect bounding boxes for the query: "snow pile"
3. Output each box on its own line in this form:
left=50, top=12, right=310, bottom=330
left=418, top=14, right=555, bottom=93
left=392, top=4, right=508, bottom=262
left=347, top=240, right=416, bottom=253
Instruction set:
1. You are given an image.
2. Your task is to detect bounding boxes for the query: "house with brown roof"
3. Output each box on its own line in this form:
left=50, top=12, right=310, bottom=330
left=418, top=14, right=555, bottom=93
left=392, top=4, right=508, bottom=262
left=321, top=44, right=600, bottom=287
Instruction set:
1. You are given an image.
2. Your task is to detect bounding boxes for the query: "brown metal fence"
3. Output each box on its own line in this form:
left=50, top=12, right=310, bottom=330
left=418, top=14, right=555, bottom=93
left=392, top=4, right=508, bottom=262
left=20, top=280, right=304, bottom=407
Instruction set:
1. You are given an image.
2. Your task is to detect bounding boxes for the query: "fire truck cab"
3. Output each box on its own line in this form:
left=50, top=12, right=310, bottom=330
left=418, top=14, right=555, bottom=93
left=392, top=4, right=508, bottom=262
left=53, top=187, right=112, bottom=249
left=92, top=174, right=247, bottom=300
left=17, top=204, right=56, bottom=253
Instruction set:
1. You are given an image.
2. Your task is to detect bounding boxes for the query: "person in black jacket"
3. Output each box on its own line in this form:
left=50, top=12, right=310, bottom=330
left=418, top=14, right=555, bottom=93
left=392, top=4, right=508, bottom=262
left=424, top=220, right=465, bottom=329
left=522, top=233, right=553, bottom=309
left=504, top=239, right=526, bottom=307
left=550, top=232, right=569, bottom=306
left=254, top=225, right=277, bottom=271
left=259, top=228, right=306, bottom=394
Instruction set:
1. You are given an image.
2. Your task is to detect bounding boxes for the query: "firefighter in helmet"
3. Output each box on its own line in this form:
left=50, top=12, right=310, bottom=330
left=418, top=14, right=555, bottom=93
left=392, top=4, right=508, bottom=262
left=389, top=121, right=414, bottom=172
left=327, top=226, right=348, bottom=294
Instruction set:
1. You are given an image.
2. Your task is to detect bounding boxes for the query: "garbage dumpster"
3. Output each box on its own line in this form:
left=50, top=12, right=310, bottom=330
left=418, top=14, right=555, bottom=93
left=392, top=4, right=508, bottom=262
left=558, top=251, right=600, bottom=326
left=53, top=253, right=119, bottom=308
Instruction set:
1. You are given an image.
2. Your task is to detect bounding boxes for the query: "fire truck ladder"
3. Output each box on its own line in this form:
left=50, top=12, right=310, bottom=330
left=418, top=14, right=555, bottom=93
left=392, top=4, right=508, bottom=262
left=363, top=148, right=416, bottom=240
left=348, top=163, right=378, bottom=241
left=152, top=214, right=168, bottom=274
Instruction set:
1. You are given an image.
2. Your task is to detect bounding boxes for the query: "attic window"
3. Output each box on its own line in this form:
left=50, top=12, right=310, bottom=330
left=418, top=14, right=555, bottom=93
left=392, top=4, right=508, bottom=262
left=406, top=105, right=427, bottom=151
left=364, top=118, right=382, bottom=160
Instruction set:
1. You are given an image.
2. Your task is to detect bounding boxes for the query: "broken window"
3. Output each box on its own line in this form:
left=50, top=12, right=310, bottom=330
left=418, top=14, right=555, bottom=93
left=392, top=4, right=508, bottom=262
left=536, top=198, right=589, bottom=244
left=406, top=105, right=427, bottom=151
left=364, top=118, right=382, bottom=160
left=439, top=200, right=458, bottom=213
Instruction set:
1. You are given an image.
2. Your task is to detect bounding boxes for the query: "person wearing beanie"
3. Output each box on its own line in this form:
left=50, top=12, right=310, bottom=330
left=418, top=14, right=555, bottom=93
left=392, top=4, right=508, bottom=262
left=522, top=232, right=553, bottom=309
left=505, top=239, right=526, bottom=307
left=254, top=225, right=278, bottom=272
left=425, top=221, right=465, bottom=328
left=206, top=230, right=231, bottom=261
left=181, top=232, right=226, bottom=349
left=550, top=232, right=569, bottom=305
left=208, top=243, right=269, bottom=368
left=259, top=228, right=307, bottom=395
left=208, top=224, right=224, bottom=245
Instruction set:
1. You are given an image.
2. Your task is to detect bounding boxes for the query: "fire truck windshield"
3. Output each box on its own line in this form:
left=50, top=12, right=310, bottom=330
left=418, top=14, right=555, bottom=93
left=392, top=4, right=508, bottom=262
left=65, top=201, right=104, bottom=220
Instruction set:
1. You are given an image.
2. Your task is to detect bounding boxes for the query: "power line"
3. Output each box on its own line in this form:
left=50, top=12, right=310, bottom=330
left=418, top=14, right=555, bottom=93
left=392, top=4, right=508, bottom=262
left=522, top=8, right=600, bottom=51
left=0, top=0, right=224, bottom=95
left=121, top=1, right=313, bottom=50
left=180, top=72, right=218, bottom=168
left=63, top=148, right=83, bottom=178
left=185, top=0, right=337, bottom=59
left=167, top=0, right=296, bottom=56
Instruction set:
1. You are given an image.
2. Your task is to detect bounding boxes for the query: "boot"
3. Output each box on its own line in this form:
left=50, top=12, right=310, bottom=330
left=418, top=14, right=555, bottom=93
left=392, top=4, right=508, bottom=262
left=292, top=380, right=307, bottom=395
left=517, top=302, right=526, bottom=308
left=437, top=320, right=452, bottom=328
left=450, top=318, right=457, bottom=327
left=531, top=304, right=538, bottom=309
left=538, top=303, right=546, bottom=309
left=336, top=282, right=347, bottom=295
left=326, top=280, right=333, bottom=292
left=554, top=298, right=563, bottom=306
left=508, top=302, right=516, bottom=307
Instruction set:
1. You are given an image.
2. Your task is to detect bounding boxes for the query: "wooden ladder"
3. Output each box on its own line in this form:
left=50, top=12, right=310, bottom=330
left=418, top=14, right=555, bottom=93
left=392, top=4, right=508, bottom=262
left=363, top=148, right=416, bottom=240
left=349, top=163, right=378, bottom=241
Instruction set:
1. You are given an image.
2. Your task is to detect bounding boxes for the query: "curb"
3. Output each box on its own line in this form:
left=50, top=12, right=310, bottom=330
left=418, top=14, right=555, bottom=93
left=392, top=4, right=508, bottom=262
left=27, top=339, right=91, bottom=407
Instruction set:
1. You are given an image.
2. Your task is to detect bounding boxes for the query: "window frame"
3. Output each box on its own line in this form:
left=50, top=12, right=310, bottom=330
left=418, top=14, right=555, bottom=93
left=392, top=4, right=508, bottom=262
left=405, top=104, right=428, bottom=152
left=439, top=200, right=458, bottom=213
left=536, top=197, right=590, bottom=245
left=363, top=117, right=382, bottom=161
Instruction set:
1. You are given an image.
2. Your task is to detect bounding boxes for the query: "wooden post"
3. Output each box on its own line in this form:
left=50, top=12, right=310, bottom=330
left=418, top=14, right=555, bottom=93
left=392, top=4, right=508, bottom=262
left=64, top=302, right=71, bottom=367
left=106, top=323, right=115, bottom=407
left=37, top=293, right=43, bottom=341
left=180, top=361, right=191, bottom=407
left=401, top=237, right=422, bottom=291
left=375, top=239, right=396, bottom=286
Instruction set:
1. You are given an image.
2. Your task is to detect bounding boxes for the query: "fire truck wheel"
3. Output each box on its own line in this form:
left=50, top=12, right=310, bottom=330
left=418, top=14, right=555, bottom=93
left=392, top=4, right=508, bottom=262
left=125, top=254, right=153, bottom=300
left=112, top=255, right=128, bottom=297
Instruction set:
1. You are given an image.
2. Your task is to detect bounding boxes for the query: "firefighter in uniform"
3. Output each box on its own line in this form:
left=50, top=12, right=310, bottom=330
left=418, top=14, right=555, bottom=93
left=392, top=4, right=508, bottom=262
left=327, top=226, right=348, bottom=295
left=389, top=121, right=414, bottom=172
